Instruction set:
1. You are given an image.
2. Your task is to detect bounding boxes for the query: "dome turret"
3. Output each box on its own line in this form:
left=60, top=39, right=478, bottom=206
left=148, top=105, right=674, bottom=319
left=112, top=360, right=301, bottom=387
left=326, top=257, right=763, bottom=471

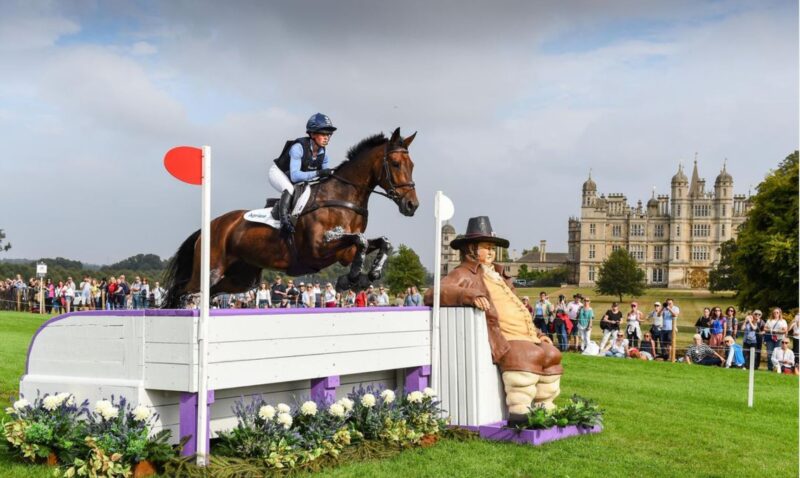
left=671, top=164, right=688, bottom=185
left=582, top=172, right=597, bottom=193
left=715, top=161, right=733, bottom=186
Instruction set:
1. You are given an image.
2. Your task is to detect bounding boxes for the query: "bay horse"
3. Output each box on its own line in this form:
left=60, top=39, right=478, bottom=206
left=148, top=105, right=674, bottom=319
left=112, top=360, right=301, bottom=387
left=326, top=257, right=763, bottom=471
left=162, top=128, right=419, bottom=308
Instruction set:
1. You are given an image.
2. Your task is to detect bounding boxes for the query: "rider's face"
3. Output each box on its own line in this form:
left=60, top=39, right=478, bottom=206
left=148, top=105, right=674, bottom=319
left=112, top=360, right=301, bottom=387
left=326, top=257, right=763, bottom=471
left=311, top=132, right=331, bottom=148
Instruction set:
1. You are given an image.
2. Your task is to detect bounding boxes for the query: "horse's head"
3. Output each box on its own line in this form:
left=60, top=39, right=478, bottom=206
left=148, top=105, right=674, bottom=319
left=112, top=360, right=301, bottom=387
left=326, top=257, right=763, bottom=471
left=379, top=127, right=419, bottom=216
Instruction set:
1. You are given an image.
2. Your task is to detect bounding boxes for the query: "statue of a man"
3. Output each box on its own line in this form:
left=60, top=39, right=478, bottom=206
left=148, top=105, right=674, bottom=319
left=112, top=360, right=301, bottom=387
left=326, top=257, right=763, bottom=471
left=425, top=216, right=562, bottom=425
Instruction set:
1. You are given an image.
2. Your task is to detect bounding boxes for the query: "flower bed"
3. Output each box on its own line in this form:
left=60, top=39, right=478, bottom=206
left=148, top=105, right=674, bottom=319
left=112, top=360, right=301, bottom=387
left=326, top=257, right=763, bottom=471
left=479, top=395, right=604, bottom=446
left=3, top=394, right=178, bottom=477
left=165, top=386, right=449, bottom=477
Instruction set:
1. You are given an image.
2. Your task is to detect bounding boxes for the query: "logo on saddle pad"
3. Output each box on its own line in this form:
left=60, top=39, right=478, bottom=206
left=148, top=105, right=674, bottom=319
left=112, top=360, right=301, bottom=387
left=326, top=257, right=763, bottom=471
left=244, top=187, right=312, bottom=228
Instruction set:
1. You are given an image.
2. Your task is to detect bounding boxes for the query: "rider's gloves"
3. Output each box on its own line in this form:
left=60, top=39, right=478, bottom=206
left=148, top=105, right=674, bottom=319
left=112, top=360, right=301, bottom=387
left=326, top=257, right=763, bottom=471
left=318, top=168, right=334, bottom=178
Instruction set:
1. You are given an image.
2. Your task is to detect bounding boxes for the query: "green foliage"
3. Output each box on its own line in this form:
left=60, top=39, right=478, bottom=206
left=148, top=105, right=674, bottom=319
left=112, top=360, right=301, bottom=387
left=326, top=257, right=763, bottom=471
left=61, top=437, right=130, bottom=478
left=516, top=265, right=571, bottom=285
left=0, top=229, right=10, bottom=252
left=731, top=151, right=799, bottom=311
left=594, top=248, right=646, bottom=302
left=709, top=239, right=739, bottom=292
left=106, top=254, right=167, bottom=271
left=522, top=395, right=604, bottom=430
left=383, top=245, right=427, bottom=295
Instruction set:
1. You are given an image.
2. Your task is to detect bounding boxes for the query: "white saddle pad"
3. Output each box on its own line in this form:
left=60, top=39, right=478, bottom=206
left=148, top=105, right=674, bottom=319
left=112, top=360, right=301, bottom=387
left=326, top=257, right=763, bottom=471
left=243, top=187, right=312, bottom=228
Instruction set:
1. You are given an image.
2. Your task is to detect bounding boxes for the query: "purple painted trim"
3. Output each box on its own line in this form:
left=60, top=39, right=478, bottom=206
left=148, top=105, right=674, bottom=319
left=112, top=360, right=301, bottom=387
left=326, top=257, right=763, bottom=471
left=180, top=390, right=216, bottom=457
left=24, top=310, right=146, bottom=375
left=404, top=365, right=431, bottom=394
left=208, top=306, right=430, bottom=316
left=478, top=421, right=602, bottom=446
left=310, top=376, right=339, bottom=404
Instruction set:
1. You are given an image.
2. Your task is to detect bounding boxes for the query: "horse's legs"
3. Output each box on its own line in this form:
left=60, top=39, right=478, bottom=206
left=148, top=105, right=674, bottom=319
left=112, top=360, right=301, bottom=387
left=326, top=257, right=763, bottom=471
left=366, top=236, right=392, bottom=281
left=325, top=227, right=369, bottom=290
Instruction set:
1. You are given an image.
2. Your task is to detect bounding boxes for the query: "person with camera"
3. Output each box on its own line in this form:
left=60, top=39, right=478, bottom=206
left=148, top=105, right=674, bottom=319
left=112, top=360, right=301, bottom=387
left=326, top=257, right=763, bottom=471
left=764, top=307, right=788, bottom=371
left=599, top=302, right=623, bottom=351
left=661, top=298, right=680, bottom=360
left=268, top=113, right=337, bottom=234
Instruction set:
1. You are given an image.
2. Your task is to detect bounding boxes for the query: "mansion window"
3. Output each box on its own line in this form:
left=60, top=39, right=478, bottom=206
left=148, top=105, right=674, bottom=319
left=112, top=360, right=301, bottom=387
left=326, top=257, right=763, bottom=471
left=654, top=224, right=664, bottom=237
left=653, top=245, right=663, bottom=260
left=612, top=224, right=622, bottom=237
left=629, top=245, right=645, bottom=260
left=588, top=266, right=596, bottom=281
left=693, top=204, right=710, bottom=217
left=588, top=244, right=596, bottom=259
left=612, top=245, right=621, bottom=253
left=675, top=246, right=680, bottom=260
left=692, top=224, right=710, bottom=237
left=692, top=246, right=710, bottom=261
left=722, top=224, right=726, bottom=237
left=676, top=225, right=681, bottom=237
left=630, top=224, right=644, bottom=237
left=652, top=268, right=664, bottom=283
left=676, top=204, right=681, bottom=217
left=589, top=223, right=596, bottom=236
left=722, top=205, right=727, bottom=216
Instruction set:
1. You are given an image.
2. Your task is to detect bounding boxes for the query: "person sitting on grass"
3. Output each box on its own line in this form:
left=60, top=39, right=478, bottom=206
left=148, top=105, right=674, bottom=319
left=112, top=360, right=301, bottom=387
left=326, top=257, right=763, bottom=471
left=604, top=334, right=628, bottom=358
left=771, top=338, right=796, bottom=375
left=639, top=332, right=657, bottom=360
left=723, top=336, right=746, bottom=369
left=685, top=334, right=725, bottom=366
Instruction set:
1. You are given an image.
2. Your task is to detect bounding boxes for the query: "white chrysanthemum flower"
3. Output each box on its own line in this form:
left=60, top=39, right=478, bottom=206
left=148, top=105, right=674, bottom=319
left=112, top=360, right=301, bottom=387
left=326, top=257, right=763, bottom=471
left=380, top=390, right=396, bottom=404
left=300, top=401, right=318, bottom=416
left=13, top=399, right=29, bottom=410
left=42, top=395, right=60, bottom=411
left=277, top=403, right=291, bottom=414
left=94, top=400, right=113, bottom=415
left=328, top=403, right=345, bottom=417
left=360, top=393, right=376, bottom=408
left=65, top=395, right=76, bottom=406
left=338, top=397, right=354, bottom=412
left=407, top=391, right=424, bottom=403
left=132, top=405, right=151, bottom=422
left=56, top=392, right=71, bottom=405
left=100, top=406, right=119, bottom=421
left=277, top=412, right=293, bottom=429
left=423, top=387, right=437, bottom=398
left=258, top=405, right=276, bottom=420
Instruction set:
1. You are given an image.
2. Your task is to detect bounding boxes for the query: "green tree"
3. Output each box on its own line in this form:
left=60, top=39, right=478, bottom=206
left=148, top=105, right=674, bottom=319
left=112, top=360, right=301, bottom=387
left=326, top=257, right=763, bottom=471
left=731, top=151, right=799, bottom=311
left=709, top=239, right=739, bottom=292
left=594, top=248, right=646, bottom=302
left=384, top=244, right=427, bottom=294
left=0, top=229, right=10, bottom=252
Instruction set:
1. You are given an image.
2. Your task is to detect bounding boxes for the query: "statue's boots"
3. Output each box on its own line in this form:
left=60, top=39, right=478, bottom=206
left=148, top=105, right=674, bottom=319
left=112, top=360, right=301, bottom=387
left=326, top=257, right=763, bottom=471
left=502, top=371, right=539, bottom=426
left=534, top=374, right=561, bottom=410
left=278, top=190, right=294, bottom=235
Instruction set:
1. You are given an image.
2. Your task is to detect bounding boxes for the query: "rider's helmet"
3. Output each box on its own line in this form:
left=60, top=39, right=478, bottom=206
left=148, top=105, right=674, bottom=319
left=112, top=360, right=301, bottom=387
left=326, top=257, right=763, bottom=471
left=306, top=113, right=337, bottom=134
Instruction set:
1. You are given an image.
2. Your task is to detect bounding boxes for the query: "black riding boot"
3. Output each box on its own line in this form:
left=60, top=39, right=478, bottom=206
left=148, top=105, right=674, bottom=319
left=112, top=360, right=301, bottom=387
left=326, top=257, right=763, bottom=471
left=279, top=190, right=294, bottom=235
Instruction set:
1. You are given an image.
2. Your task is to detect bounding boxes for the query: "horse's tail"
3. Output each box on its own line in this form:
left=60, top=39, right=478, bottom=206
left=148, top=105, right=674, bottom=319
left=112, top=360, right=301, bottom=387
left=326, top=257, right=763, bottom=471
left=161, top=229, right=200, bottom=309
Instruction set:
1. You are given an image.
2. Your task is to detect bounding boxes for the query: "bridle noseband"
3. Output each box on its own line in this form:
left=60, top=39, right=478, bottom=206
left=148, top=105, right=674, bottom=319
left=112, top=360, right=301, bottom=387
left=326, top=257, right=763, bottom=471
left=329, top=144, right=416, bottom=207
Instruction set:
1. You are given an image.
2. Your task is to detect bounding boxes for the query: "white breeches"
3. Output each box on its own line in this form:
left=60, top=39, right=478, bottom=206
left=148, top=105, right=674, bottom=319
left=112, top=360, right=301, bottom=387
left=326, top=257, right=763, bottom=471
left=268, top=164, right=294, bottom=193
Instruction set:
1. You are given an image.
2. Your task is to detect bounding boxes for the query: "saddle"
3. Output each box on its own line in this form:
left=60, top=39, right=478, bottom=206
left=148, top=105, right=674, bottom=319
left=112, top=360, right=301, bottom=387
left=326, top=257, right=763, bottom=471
left=267, top=183, right=309, bottom=221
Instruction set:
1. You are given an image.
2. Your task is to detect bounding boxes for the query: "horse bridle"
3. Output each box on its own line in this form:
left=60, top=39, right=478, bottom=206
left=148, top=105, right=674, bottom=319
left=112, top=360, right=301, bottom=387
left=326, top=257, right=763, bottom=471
left=330, top=145, right=416, bottom=206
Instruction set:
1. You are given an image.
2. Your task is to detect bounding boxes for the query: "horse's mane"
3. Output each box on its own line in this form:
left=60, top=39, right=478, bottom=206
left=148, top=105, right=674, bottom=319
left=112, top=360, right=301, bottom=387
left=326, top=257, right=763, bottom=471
left=345, top=133, right=387, bottom=162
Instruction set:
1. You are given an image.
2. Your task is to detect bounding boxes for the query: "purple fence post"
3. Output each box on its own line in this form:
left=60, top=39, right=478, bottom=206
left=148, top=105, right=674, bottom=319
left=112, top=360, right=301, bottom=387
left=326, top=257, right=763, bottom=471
left=404, top=365, right=431, bottom=394
left=311, top=376, right=340, bottom=404
left=179, top=390, right=215, bottom=457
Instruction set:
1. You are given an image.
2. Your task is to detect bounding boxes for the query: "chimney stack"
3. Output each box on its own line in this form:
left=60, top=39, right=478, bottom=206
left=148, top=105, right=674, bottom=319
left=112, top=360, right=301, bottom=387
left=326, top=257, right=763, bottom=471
left=540, top=240, right=546, bottom=262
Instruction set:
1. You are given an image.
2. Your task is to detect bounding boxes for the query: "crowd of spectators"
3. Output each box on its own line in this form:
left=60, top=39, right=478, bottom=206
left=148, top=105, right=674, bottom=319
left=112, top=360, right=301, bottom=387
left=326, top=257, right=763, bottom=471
left=207, top=277, right=423, bottom=310
left=520, top=291, right=798, bottom=375
left=1, top=274, right=166, bottom=312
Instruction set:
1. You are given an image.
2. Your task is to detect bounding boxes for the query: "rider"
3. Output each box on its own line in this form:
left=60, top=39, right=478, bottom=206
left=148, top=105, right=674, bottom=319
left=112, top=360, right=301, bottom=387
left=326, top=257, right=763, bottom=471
left=269, top=113, right=337, bottom=234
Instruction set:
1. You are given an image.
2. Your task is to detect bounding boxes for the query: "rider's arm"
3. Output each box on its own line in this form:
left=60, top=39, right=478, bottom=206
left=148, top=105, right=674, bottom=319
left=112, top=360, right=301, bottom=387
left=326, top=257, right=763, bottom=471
left=289, top=143, right=321, bottom=182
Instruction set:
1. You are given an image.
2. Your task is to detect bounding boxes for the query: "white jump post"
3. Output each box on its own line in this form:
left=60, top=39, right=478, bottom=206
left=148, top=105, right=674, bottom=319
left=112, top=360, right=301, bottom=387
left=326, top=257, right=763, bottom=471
left=431, top=191, right=454, bottom=399
left=747, top=346, right=755, bottom=407
left=196, top=145, right=212, bottom=466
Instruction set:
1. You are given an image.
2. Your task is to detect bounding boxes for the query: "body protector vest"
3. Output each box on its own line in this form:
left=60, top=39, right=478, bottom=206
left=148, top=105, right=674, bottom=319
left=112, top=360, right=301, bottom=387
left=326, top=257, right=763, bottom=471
left=273, top=137, right=326, bottom=179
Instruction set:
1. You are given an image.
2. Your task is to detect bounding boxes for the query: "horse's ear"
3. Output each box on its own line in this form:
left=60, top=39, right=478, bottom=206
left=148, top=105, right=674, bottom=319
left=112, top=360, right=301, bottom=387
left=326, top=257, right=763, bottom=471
left=402, top=131, right=417, bottom=148
left=389, top=127, right=401, bottom=145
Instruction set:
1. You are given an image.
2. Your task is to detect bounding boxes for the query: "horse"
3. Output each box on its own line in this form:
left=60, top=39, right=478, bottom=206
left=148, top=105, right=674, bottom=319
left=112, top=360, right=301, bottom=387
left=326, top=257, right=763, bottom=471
left=162, top=127, right=419, bottom=308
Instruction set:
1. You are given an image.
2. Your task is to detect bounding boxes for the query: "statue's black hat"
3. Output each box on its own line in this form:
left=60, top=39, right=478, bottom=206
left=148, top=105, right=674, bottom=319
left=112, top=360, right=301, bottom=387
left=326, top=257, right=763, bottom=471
left=449, top=216, right=509, bottom=250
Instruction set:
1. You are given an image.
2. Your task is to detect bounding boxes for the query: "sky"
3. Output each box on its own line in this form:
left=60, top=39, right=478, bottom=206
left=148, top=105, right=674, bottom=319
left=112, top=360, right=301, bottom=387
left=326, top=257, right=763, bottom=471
left=1, top=0, right=797, bottom=269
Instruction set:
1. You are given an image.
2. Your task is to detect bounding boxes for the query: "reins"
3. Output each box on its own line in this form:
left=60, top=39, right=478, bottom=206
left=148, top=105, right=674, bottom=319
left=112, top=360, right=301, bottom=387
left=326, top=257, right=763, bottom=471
left=328, top=144, right=416, bottom=209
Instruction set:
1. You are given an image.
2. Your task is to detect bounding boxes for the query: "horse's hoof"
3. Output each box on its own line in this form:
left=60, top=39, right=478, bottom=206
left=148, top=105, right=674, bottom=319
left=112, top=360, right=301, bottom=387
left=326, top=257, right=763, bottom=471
left=368, top=270, right=381, bottom=281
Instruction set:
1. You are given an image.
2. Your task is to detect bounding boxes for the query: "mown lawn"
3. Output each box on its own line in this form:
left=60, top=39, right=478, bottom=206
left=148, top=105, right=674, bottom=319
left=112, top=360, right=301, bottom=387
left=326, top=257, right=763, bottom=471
left=0, top=309, right=797, bottom=478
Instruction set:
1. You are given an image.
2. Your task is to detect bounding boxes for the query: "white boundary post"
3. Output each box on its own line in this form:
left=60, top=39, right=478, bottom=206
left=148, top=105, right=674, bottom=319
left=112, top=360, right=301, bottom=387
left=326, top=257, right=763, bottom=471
left=431, top=191, right=454, bottom=400
left=196, top=145, right=212, bottom=465
left=747, top=346, right=755, bottom=407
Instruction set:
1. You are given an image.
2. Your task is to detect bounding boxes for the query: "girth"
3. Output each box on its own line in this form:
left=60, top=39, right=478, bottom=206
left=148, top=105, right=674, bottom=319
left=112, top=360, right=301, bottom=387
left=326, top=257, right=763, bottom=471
left=301, top=200, right=368, bottom=218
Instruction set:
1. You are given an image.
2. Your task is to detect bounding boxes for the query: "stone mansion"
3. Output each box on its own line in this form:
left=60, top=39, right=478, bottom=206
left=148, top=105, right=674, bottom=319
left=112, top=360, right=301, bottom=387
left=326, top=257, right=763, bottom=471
left=567, top=161, right=752, bottom=288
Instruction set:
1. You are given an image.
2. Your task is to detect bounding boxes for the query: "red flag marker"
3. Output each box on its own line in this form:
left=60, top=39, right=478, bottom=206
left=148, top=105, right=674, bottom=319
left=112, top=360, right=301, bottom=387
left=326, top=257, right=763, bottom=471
left=164, top=146, right=203, bottom=185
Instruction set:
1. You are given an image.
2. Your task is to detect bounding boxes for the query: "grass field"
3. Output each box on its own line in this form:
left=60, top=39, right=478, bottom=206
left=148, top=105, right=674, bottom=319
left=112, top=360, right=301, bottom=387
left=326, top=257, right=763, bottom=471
left=0, top=309, right=797, bottom=478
